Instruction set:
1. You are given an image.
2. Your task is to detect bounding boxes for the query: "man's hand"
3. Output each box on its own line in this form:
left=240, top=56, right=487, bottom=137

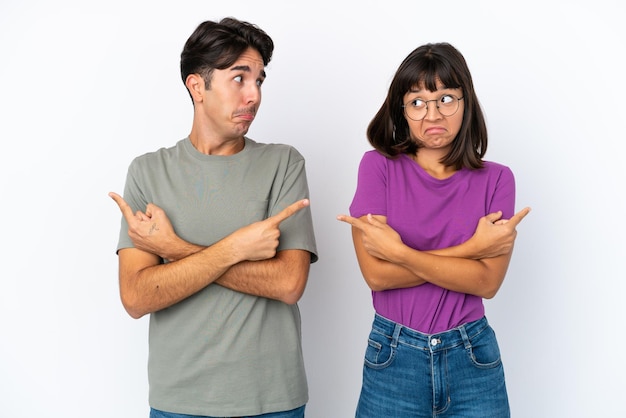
left=110, top=192, right=310, bottom=264
left=229, top=199, right=310, bottom=262
left=109, top=192, right=182, bottom=260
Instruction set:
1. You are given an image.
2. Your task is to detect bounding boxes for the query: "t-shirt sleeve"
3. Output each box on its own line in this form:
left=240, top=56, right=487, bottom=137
left=115, top=158, right=147, bottom=252
left=272, top=147, right=319, bottom=263
left=349, top=150, right=388, bottom=218
left=488, top=164, right=516, bottom=220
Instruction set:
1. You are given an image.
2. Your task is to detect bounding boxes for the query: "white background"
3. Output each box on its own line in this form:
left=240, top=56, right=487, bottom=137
left=1, top=1, right=624, bottom=417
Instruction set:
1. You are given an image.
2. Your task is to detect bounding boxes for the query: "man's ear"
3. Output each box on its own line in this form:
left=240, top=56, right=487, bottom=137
left=185, top=74, right=204, bottom=103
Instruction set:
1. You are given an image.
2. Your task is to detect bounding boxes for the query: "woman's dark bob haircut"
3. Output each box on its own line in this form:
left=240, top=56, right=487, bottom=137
left=367, top=42, right=487, bottom=169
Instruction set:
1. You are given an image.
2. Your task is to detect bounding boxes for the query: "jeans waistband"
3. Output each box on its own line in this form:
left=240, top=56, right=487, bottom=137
left=372, top=314, right=490, bottom=353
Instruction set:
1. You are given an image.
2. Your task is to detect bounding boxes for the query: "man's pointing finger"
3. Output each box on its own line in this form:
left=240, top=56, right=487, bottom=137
left=108, top=192, right=134, bottom=220
left=269, top=199, right=310, bottom=225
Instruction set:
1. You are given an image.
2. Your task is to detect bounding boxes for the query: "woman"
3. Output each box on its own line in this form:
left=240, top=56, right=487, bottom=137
left=337, top=43, right=530, bottom=417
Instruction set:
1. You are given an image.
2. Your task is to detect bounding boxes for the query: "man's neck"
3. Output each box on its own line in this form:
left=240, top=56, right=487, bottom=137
left=188, top=130, right=245, bottom=156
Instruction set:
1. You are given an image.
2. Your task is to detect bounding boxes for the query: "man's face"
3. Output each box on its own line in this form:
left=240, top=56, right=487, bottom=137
left=199, top=48, right=266, bottom=140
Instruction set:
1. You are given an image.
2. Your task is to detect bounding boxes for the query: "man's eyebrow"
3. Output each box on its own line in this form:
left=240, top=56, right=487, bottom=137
left=231, top=65, right=250, bottom=72
left=231, top=65, right=266, bottom=78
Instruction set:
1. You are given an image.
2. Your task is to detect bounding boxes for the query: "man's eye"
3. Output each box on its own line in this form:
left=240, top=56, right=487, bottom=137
left=234, top=75, right=243, bottom=83
left=256, top=79, right=264, bottom=87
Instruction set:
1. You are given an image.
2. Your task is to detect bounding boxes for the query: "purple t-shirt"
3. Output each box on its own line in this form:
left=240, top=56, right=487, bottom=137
left=349, top=150, right=516, bottom=333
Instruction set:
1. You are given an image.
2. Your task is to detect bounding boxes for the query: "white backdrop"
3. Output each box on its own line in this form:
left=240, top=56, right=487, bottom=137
left=1, top=1, right=624, bottom=417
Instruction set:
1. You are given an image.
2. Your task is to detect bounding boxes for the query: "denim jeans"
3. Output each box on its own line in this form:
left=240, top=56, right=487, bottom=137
left=355, top=314, right=510, bottom=418
left=149, top=405, right=305, bottom=418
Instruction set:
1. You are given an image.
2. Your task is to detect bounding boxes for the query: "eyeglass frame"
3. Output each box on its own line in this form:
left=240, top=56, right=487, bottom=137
left=402, top=94, right=464, bottom=121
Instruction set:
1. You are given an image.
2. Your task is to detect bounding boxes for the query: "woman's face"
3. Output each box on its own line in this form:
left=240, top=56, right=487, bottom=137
left=402, top=80, right=464, bottom=151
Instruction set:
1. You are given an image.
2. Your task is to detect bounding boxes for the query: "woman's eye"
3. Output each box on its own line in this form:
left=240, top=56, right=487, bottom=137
left=440, top=95, right=454, bottom=104
left=411, top=99, right=425, bottom=108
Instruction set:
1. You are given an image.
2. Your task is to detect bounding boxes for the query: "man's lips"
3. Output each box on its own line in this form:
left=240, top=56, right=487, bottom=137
left=235, top=110, right=256, bottom=121
left=235, top=113, right=255, bottom=122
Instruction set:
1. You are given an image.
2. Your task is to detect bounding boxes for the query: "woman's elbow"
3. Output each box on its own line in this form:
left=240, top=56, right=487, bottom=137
left=481, top=287, right=499, bottom=300
left=474, top=260, right=508, bottom=299
left=363, top=273, right=388, bottom=292
left=478, top=276, right=505, bottom=299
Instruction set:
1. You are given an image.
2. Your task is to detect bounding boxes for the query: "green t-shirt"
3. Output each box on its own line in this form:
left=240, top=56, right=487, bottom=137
left=116, top=137, right=318, bottom=416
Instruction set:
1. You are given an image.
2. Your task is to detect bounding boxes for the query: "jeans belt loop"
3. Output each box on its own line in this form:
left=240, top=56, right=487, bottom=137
left=458, top=324, right=472, bottom=350
left=391, top=323, right=402, bottom=349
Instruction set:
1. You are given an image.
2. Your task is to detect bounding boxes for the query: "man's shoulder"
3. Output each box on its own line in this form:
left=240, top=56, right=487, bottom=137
left=130, top=138, right=185, bottom=164
left=246, top=137, right=295, bottom=150
left=245, top=138, right=304, bottom=160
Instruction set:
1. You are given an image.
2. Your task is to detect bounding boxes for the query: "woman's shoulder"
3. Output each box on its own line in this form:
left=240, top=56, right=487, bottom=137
left=482, top=160, right=512, bottom=173
left=361, top=149, right=404, bottom=164
left=478, top=161, right=515, bottom=182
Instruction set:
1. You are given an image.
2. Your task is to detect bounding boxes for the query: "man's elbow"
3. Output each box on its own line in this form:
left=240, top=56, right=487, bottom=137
left=123, top=304, right=147, bottom=320
left=280, top=281, right=307, bottom=305
left=120, top=293, right=149, bottom=319
left=280, top=291, right=302, bottom=305
left=279, top=272, right=308, bottom=305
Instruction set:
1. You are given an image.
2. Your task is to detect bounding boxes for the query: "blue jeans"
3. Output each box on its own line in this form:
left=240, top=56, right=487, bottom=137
left=149, top=405, right=305, bottom=418
left=355, top=314, right=510, bottom=418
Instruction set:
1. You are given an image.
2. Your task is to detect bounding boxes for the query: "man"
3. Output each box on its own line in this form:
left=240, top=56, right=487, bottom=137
left=110, top=17, right=318, bottom=418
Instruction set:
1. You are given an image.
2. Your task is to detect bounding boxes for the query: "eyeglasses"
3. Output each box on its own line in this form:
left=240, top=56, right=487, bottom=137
left=402, top=94, right=464, bottom=121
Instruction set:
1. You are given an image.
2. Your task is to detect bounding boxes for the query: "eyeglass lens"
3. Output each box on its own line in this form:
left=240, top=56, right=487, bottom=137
left=404, top=95, right=462, bottom=121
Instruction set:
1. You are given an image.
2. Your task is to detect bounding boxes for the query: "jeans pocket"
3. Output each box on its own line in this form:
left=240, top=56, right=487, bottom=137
left=466, top=325, right=502, bottom=369
left=363, top=329, right=396, bottom=369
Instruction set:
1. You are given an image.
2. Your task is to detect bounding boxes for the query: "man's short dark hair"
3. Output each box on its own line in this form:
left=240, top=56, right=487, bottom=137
left=180, top=17, right=274, bottom=91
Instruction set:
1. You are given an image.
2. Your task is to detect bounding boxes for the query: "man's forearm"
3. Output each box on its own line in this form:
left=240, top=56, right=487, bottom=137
left=145, top=235, right=310, bottom=304
left=120, top=240, right=239, bottom=318
left=216, top=249, right=310, bottom=305
left=163, top=240, right=205, bottom=262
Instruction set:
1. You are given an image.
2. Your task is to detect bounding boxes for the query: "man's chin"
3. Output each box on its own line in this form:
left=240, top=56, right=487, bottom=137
left=236, top=122, right=252, bottom=135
